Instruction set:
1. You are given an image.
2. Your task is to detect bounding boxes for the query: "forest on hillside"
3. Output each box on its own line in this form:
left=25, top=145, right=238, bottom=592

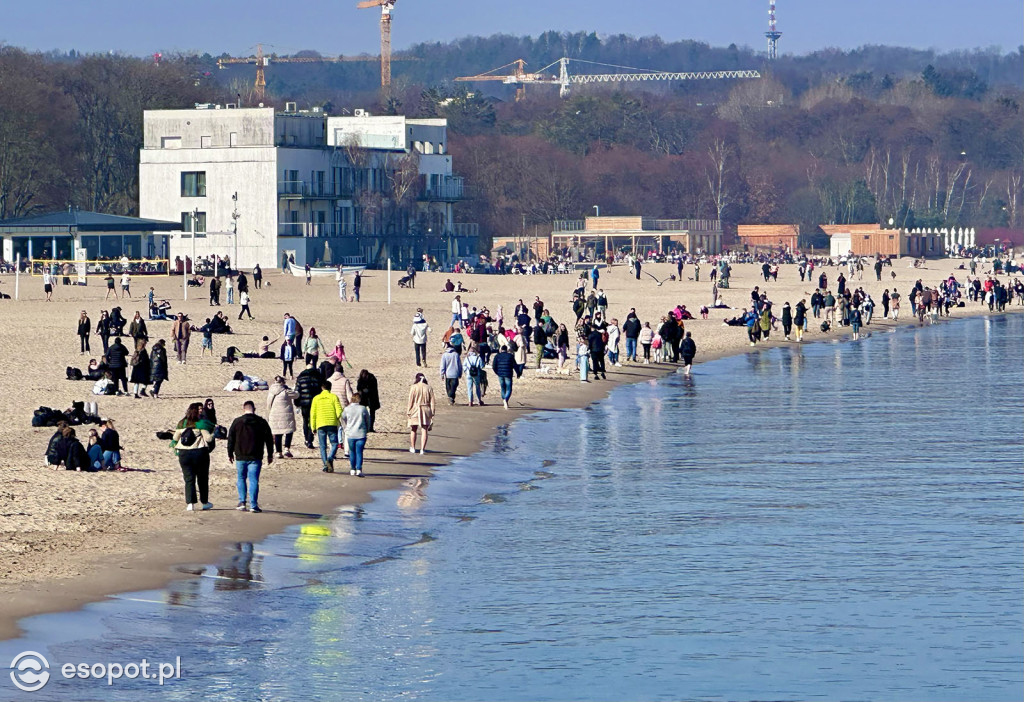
left=0, top=32, right=1021, bottom=248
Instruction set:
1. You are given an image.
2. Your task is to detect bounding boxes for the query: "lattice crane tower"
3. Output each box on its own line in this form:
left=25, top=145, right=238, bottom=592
left=765, top=0, right=782, bottom=60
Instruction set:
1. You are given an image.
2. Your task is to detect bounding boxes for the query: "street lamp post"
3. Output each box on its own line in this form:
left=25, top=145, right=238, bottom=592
left=593, top=205, right=599, bottom=218
left=231, top=192, right=241, bottom=272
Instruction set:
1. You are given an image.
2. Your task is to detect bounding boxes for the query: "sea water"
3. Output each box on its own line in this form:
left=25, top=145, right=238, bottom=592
left=3, top=315, right=1022, bottom=701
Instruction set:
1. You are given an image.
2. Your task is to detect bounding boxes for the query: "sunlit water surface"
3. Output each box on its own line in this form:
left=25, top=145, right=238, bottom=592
left=3, top=315, right=1022, bottom=701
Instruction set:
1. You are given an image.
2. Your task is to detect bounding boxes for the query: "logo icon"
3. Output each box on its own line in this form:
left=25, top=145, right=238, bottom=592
left=10, top=651, right=50, bottom=692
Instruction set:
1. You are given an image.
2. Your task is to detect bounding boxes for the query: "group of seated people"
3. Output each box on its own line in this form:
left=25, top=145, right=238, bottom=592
left=186, top=275, right=207, bottom=287
left=149, top=299, right=174, bottom=320
left=441, top=279, right=473, bottom=293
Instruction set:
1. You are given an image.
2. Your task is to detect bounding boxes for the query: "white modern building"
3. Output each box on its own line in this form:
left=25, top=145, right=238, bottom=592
left=139, top=105, right=477, bottom=269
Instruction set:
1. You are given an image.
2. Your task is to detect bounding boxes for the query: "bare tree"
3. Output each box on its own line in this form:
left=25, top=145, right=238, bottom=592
left=704, top=138, right=737, bottom=223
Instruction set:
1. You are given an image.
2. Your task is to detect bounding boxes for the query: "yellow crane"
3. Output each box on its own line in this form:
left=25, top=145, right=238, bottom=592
left=217, top=43, right=409, bottom=101
left=356, top=0, right=397, bottom=89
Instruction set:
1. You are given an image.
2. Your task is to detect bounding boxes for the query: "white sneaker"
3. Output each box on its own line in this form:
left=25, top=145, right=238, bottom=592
left=186, top=504, right=194, bottom=511
left=418, top=449, right=425, bottom=455
left=350, top=469, right=357, bottom=476
left=614, top=362, right=622, bottom=367
left=409, top=447, right=416, bottom=453
left=201, top=502, right=213, bottom=511
left=356, top=470, right=363, bottom=477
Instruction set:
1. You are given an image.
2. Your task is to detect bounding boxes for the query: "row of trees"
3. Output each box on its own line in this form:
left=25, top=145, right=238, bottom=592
left=0, top=36, right=1021, bottom=253
left=0, top=48, right=220, bottom=219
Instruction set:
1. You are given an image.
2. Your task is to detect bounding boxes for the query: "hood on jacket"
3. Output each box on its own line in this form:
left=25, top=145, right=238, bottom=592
left=413, top=313, right=424, bottom=322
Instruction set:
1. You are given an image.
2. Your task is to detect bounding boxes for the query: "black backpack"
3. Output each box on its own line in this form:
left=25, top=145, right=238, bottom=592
left=178, top=426, right=198, bottom=447
left=507, top=339, right=518, bottom=353
left=66, top=367, right=83, bottom=381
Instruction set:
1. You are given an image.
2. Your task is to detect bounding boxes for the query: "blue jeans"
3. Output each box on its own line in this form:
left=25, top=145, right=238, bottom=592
left=467, top=377, right=483, bottom=402
left=235, top=460, right=261, bottom=507
left=625, top=337, right=637, bottom=360
left=102, top=450, right=121, bottom=469
left=227, top=288, right=234, bottom=304
left=317, top=426, right=338, bottom=465
left=347, top=437, right=366, bottom=473
left=498, top=375, right=513, bottom=401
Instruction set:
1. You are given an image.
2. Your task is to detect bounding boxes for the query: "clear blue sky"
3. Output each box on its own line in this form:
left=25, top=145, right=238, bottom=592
left=4, top=0, right=1021, bottom=58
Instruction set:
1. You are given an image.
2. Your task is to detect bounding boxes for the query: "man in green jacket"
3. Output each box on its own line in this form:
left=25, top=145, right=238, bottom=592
left=309, top=380, right=342, bottom=473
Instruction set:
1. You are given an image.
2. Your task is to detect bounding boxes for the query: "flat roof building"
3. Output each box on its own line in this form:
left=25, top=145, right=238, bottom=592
left=139, top=105, right=476, bottom=269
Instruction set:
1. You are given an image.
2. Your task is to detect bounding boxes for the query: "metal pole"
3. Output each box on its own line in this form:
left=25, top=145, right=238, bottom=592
left=387, top=258, right=392, bottom=305
left=14, top=253, right=20, bottom=300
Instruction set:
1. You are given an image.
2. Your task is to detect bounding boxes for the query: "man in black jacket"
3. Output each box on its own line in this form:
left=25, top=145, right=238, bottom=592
left=587, top=328, right=607, bottom=380
left=622, top=311, right=641, bottom=363
left=106, top=337, right=129, bottom=394
left=227, top=400, right=274, bottom=513
left=532, top=323, right=547, bottom=369
left=490, top=344, right=516, bottom=410
left=295, top=362, right=323, bottom=449
left=680, top=331, right=697, bottom=376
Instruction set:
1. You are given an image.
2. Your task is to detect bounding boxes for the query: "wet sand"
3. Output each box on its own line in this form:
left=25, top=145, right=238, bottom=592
left=0, top=259, right=1015, bottom=639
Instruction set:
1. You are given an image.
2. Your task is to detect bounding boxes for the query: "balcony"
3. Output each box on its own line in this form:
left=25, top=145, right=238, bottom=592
left=420, top=176, right=468, bottom=202
left=278, top=181, right=355, bottom=200
left=279, top=222, right=358, bottom=238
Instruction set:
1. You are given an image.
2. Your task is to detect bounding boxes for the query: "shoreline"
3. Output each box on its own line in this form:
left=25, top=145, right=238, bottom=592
left=1, top=263, right=1019, bottom=641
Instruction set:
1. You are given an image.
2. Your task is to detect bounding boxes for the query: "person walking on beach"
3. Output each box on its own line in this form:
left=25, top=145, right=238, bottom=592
left=680, top=331, right=697, bottom=376
left=407, top=373, right=435, bottom=453
left=439, top=343, right=463, bottom=405
left=171, top=313, right=191, bottom=365
left=489, top=342, right=515, bottom=408
left=850, top=306, right=863, bottom=340
left=341, top=393, right=370, bottom=475
left=42, top=269, right=56, bottom=301
left=465, top=343, right=486, bottom=406
left=303, top=327, right=327, bottom=367
left=106, top=337, right=129, bottom=394
left=295, top=361, right=323, bottom=449
left=96, top=311, right=112, bottom=353
left=338, top=274, right=347, bottom=303
left=253, top=264, right=262, bottom=289
left=225, top=274, right=234, bottom=305
left=266, top=376, right=299, bottom=459
left=794, top=300, right=807, bottom=342
left=639, top=322, right=654, bottom=363
left=77, top=311, right=91, bottom=353
left=128, top=311, right=148, bottom=343
left=305, top=263, right=312, bottom=285
left=310, top=380, right=343, bottom=473
left=238, top=290, right=253, bottom=320
left=129, top=339, right=151, bottom=398
left=781, top=302, right=793, bottom=340
left=356, top=369, right=380, bottom=432
left=150, top=339, right=168, bottom=398
left=280, top=339, right=296, bottom=378
left=171, top=402, right=215, bottom=511
left=227, top=400, right=274, bottom=512
left=891, top=289, right=901, bottom=320
left=411, top=309, right=431, bottom=366
left=352, top=271, right=362, bottom=302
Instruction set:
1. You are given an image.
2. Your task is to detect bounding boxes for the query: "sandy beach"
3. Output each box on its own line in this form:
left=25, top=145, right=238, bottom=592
left=0, top=258, right=1017, bottom=640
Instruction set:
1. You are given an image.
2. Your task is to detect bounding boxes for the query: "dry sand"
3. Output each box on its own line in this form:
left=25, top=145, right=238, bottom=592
left=0, top=258, right=1014, bottom=639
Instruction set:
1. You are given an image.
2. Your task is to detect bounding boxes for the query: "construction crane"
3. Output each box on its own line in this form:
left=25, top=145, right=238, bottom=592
left=356, top=0, right=397, bottom=89
left=217, top=43, right=408, bottom=101
left=456, top=58, right=761, bottom=99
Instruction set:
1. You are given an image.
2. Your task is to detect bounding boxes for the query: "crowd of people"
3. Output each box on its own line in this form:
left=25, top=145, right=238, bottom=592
left=42, top=249, right=1022, bottom=517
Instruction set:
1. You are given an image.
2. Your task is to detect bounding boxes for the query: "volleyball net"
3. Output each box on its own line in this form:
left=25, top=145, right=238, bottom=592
left=29, top=259, right=171, bottom=280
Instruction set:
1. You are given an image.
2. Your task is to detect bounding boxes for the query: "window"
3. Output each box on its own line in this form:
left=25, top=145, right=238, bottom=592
left=200, top=135, right=212, bottom=148
left=161, top=136, right=181, bottom=149
left=180, top=212, right=206, bottom=233
left=181, top=171, right=206, bottom=197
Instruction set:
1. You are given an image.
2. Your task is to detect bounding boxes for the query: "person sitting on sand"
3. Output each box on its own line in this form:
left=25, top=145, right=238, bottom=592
left=442, top=279, right=455, bottom=292
left=256, top=336, right=278, bottom=359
